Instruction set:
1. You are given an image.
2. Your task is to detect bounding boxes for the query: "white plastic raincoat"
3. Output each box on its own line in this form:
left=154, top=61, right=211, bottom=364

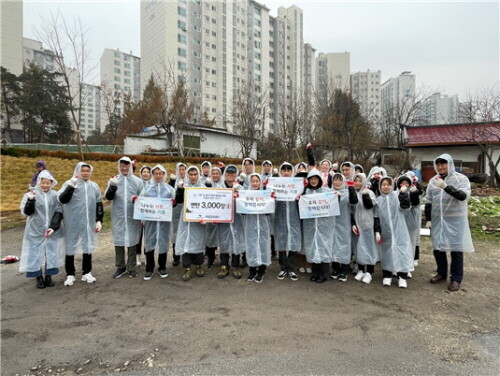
left=175, top=166, right=207, bottom=255
left=106, top=157, right=143, bottom=247
left=199, top=161, right=212, bottom=185
left=206, top=167, right=224, bottom=248
left=171, top=162, right=187, bottom=244
left=376, top=177, right=414, bottom=273
left=241, top=157, right=255, bottom=188
left=302, top=169, right=334, bottom=264
left=274, top=162, right=302, bottom=252
left=141, top=164, right=175, bottom=253
left=19, top=171, right=64, bottom=273
left=425, top=154, right=474, bottom=253
left=243, top=173, right=272, bottom=267
left=58, top=162, right=102, bottom=255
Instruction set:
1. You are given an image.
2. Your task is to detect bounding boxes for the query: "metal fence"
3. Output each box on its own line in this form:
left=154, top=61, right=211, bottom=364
left=8, top=144, right=124, bottom=154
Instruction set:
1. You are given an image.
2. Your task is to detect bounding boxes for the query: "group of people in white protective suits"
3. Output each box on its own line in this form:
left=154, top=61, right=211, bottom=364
left=19, top=146, right=474, bottom=292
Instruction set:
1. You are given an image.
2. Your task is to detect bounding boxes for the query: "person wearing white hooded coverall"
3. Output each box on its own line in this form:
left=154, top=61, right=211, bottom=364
left=20, top=170, right=64, bottom=289
left=377, top=176, right=414, bottom=288
left=425, top=154, right=474, bottom=292
left=261, top=159, right=278, bottom=260
left=274, top=162, right=302, bottom=281
left=170, top=162, right=187, bottom=267
left=243, top=173, right=274, bottom=283
left=330, top=172, right=359, bottom=282
left=174, top=166, right=208, bottom=281
left=58, top=162, right=103, bottom=286
left=105, top=157, right=143, bottom=279
left=204, top=166, right=224, bottom=268
left=136, top=165, right=153, bottom=265
left=301, top=169, right=334, bottom=283
left=140, top=164, right=176, bottom=280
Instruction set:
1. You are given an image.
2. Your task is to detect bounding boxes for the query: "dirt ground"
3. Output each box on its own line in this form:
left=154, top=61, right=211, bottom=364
left=1, top=227, right=499, bottom=376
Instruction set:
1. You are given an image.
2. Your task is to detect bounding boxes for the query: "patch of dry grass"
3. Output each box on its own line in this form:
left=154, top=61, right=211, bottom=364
left=0, top=156, right=179, bottom=212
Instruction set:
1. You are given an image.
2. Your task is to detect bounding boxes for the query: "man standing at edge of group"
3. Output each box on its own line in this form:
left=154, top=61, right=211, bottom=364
left=425, top=153, right=474, bottom=292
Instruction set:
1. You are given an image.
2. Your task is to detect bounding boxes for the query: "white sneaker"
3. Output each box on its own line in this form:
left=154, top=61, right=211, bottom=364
left=306, top=267, right=312, bottom=274
left=298, top=267, right=306, bottom=273
left=136, top=255, right=142, bottom=266
left=398, top=277, right=407, bottom=288
left=362, top=272, right=372, bottom=284
left=382, top=277, right=392, bottom=286
left=64, top=275, right=76, bottom=286
left=413, top=260, right=419, bottom=267
left=407, top=272, right=412, bottom=279
left=81, top=272, right=97, bottom=283
left=354, top=270, right=365, bottom=281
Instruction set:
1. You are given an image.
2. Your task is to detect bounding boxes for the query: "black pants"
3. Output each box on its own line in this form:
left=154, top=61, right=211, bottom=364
left=332, top=262, right=350, bottom=274
left=205, top=246, right=217, bottom=264
left=382, top=269, right=408, bottom=280
left=357, top=264, right=375, bottom=273
left=312, top=263, right=330, bottom=278
left=434, top=250, right=463, bottom=282
left=249, top=265, right=267, bottom=275
left=137, top=226, right=144, bottom=255
left=145, top=251, right=167, bottom=273
left=271, top=235, right=276, bottom=257
left=172, top=244, right=180, bottom=263
left=220, top=253, right=240, bottom=269
left=182, top=253, right=204, bottom=268
left=278, top=251, right=297, bottom=272
left=414, top=245, right=420, bottom=261
left=65, top=254, right=92, bottom=276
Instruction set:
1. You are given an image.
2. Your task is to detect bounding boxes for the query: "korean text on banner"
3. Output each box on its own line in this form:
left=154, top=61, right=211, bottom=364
left=236, top=190, right=275, bottom=214
left=183, top=188, right=234, bottom=223
left=299, top=192, right=340, bottom=219
left=133, top=196, right=173, bottom=222
left=267, top=177, right=303, bottom=201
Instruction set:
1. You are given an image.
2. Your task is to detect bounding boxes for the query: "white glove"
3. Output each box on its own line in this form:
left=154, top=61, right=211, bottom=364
left=95, top=221, right=102, bottom=233
left=375, top=232, right=382, bottom=244
left=169, top=173, right=176, bottom=180
left=45, top=229, right=54, bottom=237
left=329, top=170, right=335, bottom=177
left=27, top=191, right=36, bottom=200
left=232, top=182, right=241, bottom=190
left=238, top=172, right=246, bottom=182
left=426, top=221, right=432, bottom=229
left=206, top=177, right=212, bottom=185
left=272, top=168, right=278, bottom=175
left=109, top=176, right=119, bottom=186
left=332, top=163, right=338, bottom=171
left=362, top=188, right=371, bottom=195
left=435, top=177, right=447, bottom=189
left=410, top=185, right=417, bottom=193
left=70, top=176, right=79, bottom=187
left=400, top=185, right=408, bottom=194
left=178, top=180, right=184, bottom=188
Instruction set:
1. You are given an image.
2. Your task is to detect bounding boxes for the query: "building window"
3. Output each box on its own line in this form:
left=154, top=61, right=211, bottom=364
left=178, top=48, right=187, bottom=57
left=178, top=20, right=187, bottom=30
left=178, top=34, right=187, bottom=44
left=178, top=6, right=186, bottom=16
left=178, top=62, right=187, bottom=71
left=114, top=68, right=121, bottom=73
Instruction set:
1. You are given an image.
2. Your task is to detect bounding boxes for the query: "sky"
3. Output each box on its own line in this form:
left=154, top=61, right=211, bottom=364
left=23, top=0, right=500, bottom=99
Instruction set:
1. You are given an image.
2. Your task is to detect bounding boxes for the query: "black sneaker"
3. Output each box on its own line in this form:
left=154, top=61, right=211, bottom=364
left=330, top=271, right=340, bottom=280
left=36, top=276, right=45, bottom=289
left=129, top=271, right=138, bottom=278
left=288, top=272, right=298, bottom=281
left=247, top=270, right=257, bottom=282
left=254, top=273, right=264, bottom=283
left=158, top=269, right=169, bottom=278
left=172, top=259, right=180, bottom=267
left=277, top=271, right=287, bottom=280
left=112, top=268, right=127, bottom=279
left=338, top=273, right=348, bottom=282
left=143, top=271, right=153, bottom=281
left=44, top=275, right=54, bottom=287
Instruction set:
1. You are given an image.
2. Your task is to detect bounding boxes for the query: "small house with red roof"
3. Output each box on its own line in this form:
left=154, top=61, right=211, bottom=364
left=403, top=122, right=500, bottom=182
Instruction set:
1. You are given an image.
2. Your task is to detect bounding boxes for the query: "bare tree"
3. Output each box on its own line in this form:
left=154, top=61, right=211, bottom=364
left=379, top=86, right=433, bottom=148
left=37, top=11, right=95, bottom=158
left=230, top=81, right=268, bottom=157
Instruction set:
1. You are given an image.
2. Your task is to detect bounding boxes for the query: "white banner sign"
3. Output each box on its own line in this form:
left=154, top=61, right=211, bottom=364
left=267, top=177, right=304, bottom=201
left=236, top=190, right=275, bottom=214
left=133, top=197, right=173, bottom=222
left=183, top=188, right=234, bottom=223
left=299, top=192, right=340, bottom=219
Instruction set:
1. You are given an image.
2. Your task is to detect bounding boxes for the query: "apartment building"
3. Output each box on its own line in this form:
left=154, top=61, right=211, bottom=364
left=350, top=70, right=381, bottom=122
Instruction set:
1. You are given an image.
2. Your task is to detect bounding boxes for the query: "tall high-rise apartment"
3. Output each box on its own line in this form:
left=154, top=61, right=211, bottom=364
left=1, top=0, right=23, bottom=76
left=381, top=71, right=416, bottom=111
left=350, top=70, right=381, bottom=122
left=418, top=92, right=459, bottom=125
left=316, top=52, right=351, bottom=92
left=140, top=0, right=310, bottom=134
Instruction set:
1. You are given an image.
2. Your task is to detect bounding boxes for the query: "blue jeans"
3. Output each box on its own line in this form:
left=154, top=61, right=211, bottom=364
left=433, top=250, right=463, bottom=282
left=26, top=267, right=59, bottom=278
